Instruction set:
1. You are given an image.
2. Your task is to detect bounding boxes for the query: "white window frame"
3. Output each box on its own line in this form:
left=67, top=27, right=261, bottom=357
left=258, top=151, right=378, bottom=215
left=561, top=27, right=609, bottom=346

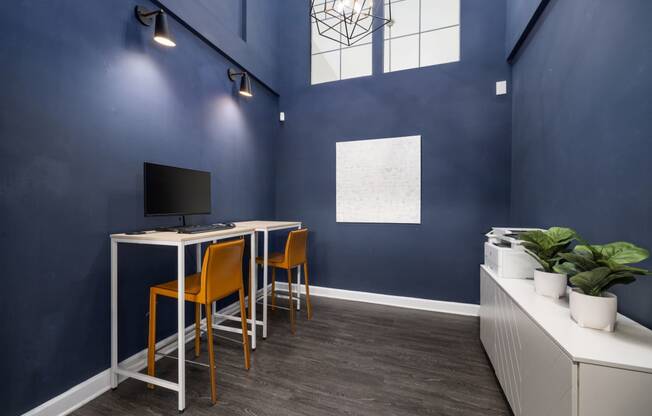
left=384, top=0, right=460, bottom=73
left=310, top=3, right=374, bottom=85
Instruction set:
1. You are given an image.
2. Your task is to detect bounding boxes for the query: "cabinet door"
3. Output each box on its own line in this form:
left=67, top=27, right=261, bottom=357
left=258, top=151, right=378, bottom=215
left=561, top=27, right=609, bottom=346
left=517, top=303, right=574, bottom=416
left=494, top=287, right=523, bottom=415
left=480, top=268, right=496, bottom=363
left=579, top=364, right=652, bottom=416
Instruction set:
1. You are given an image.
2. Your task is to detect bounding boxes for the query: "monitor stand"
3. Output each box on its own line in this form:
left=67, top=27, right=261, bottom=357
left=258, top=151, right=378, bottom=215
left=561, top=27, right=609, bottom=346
left=154, top=216, right=189, bottom=232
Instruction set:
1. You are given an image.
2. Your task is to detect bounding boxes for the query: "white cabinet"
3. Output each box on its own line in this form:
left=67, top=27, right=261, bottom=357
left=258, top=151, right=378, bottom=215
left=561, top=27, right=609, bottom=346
left=480, top=266, right=652, bottom=416
left=480, top=268, right=574, bottom=416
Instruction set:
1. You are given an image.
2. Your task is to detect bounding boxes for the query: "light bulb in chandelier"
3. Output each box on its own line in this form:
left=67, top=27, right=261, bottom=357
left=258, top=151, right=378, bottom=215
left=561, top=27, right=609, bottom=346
left=335, top=0, right=371, bottom=15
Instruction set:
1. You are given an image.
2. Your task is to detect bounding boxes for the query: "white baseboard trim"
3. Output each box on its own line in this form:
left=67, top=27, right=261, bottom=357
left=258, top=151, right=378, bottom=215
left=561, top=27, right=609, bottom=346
left=275, top=282, right=480, bottom=317
left=22, top=291, right=252, bottom=416
left=22, top=370, right=112, bottom=416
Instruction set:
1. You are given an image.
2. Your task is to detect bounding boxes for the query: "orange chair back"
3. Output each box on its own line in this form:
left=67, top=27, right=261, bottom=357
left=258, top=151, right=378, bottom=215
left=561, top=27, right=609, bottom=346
left=200, top=239, right=245, bottom=303
left=284, top=228, right=308, bottom=267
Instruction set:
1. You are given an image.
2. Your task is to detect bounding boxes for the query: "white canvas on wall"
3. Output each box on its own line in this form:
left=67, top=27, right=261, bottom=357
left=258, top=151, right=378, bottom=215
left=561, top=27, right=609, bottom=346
left=336, top=135, right=421, bottom=224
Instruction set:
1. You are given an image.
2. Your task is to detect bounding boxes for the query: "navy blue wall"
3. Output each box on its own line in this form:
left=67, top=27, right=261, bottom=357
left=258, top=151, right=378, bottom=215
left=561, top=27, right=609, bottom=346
left=510, top=0, right=652, bottom=329
left=276, top=0, right=511, bottom=304
left=160, top=0, right=280, bottom=92
left=505, top=0, right=548, bottom=59
left=0, top=1, right=278, bottom=414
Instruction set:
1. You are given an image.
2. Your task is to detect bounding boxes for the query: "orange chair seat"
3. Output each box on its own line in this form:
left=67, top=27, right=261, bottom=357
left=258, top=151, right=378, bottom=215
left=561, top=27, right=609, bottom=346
left=151, top=273, right=202, bottom=301
left=256, top=252, right=285, bottom=266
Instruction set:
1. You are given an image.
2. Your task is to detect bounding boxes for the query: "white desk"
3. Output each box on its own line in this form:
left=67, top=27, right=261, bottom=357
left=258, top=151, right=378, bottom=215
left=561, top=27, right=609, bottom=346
left=110, top=225, right=256, bottom=412
left=236, top=221, right=302, bottom=338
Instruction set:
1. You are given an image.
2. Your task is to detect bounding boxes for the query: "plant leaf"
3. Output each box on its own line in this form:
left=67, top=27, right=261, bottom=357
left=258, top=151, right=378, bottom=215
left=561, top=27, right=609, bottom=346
left=559, top=251, right=598, bottom=272
left=519, top=227, right=576, bottom=270
left=524, top=249, right=551, bottom=272
left=612, top=264, right=651, bottom=275
left=574, top=241, right=601, bottom=258
left=553, top=261, right=577, bottom=276
left=546, top=227, right=576, bottom=244
left=591, top=242, right=650, bottom=264
left=602, top=275, right=636, bottom=291
left=597, top=259, right=651, bottom=275
left=520, top=230, right=553, bottom=250
left=569, top=267, right=613, bottom=296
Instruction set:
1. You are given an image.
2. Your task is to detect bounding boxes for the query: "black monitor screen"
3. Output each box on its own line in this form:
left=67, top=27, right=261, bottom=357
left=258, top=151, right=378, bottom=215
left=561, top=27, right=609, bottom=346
left=144, top=163, right=211, bottom=216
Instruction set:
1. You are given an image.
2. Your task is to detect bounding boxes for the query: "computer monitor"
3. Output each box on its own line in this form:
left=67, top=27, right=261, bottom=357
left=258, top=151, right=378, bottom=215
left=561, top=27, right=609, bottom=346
left=144, top=162, right=211, bottom=217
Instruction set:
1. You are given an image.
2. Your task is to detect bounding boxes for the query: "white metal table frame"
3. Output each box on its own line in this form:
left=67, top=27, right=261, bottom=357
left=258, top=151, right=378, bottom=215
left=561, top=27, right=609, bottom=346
left=241, top=221, right=303, bottom=339
left=110, top=227, right=257, bottom=412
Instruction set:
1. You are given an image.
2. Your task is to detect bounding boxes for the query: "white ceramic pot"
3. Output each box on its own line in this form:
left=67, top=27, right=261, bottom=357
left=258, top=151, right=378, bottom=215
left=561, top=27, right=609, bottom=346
left=569, top=289, right=617, bottom=332
left=533, top=270, right=568, bottom=299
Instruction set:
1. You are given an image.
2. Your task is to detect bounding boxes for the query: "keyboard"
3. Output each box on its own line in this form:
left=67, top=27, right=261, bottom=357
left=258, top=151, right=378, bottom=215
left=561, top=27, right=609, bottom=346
left=173, top=223, right=236, bottom=234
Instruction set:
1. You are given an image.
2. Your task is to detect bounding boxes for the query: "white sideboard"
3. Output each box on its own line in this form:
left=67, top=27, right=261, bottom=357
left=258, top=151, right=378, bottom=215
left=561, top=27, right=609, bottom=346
left=480, top=265, right=652, bottom=416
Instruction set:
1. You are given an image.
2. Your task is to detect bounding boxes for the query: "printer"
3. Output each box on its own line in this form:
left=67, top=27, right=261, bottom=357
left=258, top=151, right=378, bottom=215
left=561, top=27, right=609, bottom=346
left=484, top=227, right=541, bottom=279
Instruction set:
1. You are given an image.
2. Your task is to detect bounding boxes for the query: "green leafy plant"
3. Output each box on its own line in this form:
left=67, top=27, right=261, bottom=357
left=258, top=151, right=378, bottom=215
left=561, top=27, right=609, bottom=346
left=554, top=241, right=651, bottom=297
left=519, top=227, right=577, bottom=273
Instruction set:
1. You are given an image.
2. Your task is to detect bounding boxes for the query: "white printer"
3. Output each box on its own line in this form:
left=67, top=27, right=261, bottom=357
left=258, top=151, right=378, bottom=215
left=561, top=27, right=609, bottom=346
left=484, top=227, right=541, bottom=279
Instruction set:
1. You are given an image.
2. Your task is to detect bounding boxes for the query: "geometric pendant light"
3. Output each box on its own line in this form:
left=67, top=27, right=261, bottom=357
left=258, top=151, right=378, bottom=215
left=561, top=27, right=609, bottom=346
left=310, top=0, right=392, bottom=47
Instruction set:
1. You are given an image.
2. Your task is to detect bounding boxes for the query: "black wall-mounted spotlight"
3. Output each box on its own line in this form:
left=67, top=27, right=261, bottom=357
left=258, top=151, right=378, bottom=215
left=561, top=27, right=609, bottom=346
left=135, top=6, right=176, bottom=47
left=228, top=69, right=253, bottom=98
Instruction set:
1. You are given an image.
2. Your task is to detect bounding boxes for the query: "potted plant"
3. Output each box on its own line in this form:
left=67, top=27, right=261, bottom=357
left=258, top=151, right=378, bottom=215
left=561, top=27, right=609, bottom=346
left=556, top=241, right=651, bottom=332
left=519, top=227, right=576, bottom=299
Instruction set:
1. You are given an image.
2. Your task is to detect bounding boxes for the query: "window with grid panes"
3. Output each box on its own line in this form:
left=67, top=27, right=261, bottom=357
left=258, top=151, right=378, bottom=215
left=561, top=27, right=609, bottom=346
left=311, top=2, right=373, bottom=85
left=384, top=0, right=460, bottom=73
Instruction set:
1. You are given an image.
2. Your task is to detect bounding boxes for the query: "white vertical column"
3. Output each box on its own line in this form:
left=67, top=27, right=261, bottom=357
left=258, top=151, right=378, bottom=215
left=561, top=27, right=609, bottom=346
left=110, top=239, right=118, bottom=389
left=196, top=243, right=202, bottom=329
left=195, top=243, right=202, bottom=272
left=262, top=230, right=269, bottom=339
left=250, top=232, right=257, bottom=350
left=177, top=244, right=186, bottom=412
left=211, top=240, right=217, bottom=318
left=296, top=224, right=302, bottom=310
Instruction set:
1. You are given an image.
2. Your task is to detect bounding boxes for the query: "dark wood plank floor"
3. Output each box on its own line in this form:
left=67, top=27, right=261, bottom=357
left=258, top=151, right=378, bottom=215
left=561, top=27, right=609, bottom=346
left=73, top=297, right=511, bottom=416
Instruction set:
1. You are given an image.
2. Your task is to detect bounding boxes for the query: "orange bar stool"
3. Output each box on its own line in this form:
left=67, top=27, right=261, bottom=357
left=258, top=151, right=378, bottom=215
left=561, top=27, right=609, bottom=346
left=256, top=228, right=312, bottom=334
left=147, top=238, right=250, bottom=404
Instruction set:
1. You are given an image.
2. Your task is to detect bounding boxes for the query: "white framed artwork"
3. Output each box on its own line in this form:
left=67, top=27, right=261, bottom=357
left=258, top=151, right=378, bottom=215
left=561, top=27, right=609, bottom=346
left=336, top=135, right=421, bottom=224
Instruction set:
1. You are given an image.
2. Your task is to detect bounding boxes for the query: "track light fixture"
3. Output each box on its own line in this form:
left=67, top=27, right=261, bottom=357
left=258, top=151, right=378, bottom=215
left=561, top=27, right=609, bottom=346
left=135, top=6, right=176, bottom=47
left=228, top=69, right=253, bottom=98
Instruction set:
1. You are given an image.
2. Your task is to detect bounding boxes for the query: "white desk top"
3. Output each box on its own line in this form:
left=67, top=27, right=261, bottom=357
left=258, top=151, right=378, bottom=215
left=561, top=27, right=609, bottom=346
left=111, top=224, right=255, bottom=244
left=110, top=220, right=301, bottom=244
left=235, top=220, right=301, bottom=230
left=482, top=265, right=652, bottom=373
